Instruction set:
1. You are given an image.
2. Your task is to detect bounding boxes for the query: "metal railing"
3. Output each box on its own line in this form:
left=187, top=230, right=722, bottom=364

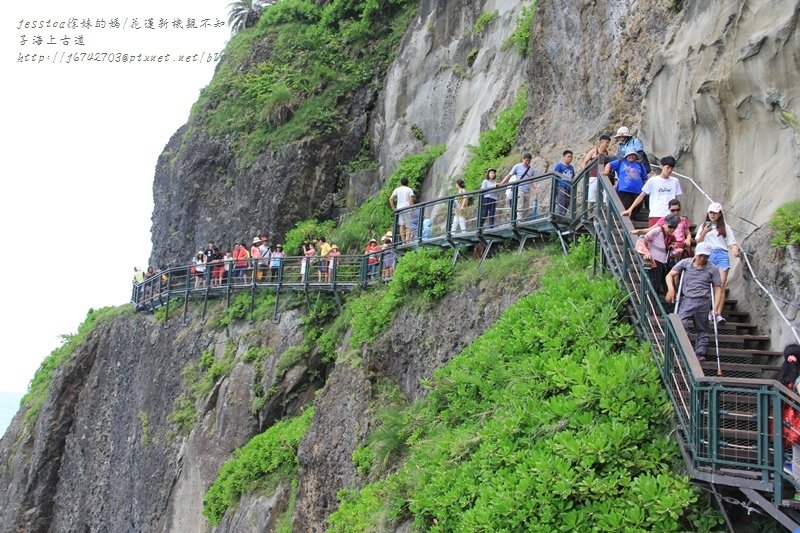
left=651, top=163, right=800, bottom=346
left=587, top=167, right=800, bottom=519
left=390, top=165, right=595, bottom=252
left=130, top=251, right=397, bottom=318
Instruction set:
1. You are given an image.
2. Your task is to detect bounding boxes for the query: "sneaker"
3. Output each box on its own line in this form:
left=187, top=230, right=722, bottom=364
left=715, top=315, right=726, bottom=324
left=785, top=461, right=793, bottom=476
left=708, top=312, right=714, bottom=322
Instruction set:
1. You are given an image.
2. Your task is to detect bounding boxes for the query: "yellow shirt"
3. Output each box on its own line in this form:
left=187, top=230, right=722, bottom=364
left=319, top=242, right=332, bottom=258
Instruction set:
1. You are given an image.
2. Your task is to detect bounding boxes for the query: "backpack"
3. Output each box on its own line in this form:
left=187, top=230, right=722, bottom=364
left=638, top=150, right=652, bottom=174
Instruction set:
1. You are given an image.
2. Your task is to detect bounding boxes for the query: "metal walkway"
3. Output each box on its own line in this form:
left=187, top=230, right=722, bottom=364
left=133, top=160, right=799, bottom=528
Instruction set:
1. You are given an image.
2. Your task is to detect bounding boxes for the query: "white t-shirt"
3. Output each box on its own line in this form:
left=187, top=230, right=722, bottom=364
left=391, top=185, right=415, bottom=209
left=641, top=176, right=681, bottom=218
left=696, top=223, right=737, bottom=250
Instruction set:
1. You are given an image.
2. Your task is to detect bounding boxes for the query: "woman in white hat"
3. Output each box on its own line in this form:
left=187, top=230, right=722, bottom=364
left=695, top=202, right=740, bottom=323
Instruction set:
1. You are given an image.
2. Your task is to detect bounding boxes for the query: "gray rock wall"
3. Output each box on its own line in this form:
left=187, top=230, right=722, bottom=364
left=375, top=0, right=529, bottom=201
left=0, top=304, right=312, bottom=533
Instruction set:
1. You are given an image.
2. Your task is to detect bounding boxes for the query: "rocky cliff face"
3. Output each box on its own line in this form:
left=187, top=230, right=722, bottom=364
left=3, top=0, right=799, bottom=531
left=0, top=261, right=543, bottom=532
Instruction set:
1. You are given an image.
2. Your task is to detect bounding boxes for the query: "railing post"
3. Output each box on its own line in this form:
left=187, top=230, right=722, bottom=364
left=510, top=184, right=519, bottom=225
left=477, top=191, right=485, bottom=231
left=772, top=392, right=784, bottom=504
left=164, top=271, right=172, bottom=322
left=709, top=387, right=719, bottom=468
left=360, top=255, right=367, bottom=287
left=445, top=198, right=454, bottom=237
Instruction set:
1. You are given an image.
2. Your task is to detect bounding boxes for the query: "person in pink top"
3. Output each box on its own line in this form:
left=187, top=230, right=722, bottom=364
left=250, top=237, right=263, bottom=282
left=632, top=199, right=692, bottom=259
left=327, top=244, right=340, bottom=282
left=635, top=213, right=680, bottom=294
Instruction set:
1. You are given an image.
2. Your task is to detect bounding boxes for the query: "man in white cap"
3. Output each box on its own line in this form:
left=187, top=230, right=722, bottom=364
left=665, top=242, right=724, bottom=362
left=613, top=126, right=651, bottom=174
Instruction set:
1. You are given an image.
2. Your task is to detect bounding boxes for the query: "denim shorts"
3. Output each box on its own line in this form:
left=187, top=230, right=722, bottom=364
left=709, top=248, right=730, bottom=270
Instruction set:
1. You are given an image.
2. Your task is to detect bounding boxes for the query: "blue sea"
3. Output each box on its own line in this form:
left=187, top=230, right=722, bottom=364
left=0, top=391, right=24, bottom=437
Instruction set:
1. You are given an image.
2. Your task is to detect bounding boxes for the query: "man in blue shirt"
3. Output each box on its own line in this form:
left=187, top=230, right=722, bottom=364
left=552, top=150, right=575, bottom=216
left=603, top=147, right=649, bottom=217
left=613, top=126, right=651, bottom=174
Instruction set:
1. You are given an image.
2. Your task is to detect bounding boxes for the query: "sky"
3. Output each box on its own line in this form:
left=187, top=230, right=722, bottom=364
left=0, top=0, right=231, bottom=393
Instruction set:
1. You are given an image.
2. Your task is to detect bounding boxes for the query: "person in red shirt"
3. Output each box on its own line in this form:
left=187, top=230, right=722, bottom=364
left=232, top=242, right=250, bottom=285
left=364, top=238, right=381, bottom=280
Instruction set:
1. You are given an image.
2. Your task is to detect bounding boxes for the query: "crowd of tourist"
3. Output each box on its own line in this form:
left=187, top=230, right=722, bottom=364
left=136, top=126, right=743, bottom=356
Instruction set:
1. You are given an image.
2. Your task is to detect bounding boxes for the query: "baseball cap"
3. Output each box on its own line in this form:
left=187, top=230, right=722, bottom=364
left=694, top=242, right=712, bottom=256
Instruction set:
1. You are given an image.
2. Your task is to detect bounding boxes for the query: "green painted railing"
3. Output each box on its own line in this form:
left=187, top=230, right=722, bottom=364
left=586, top=167, right=799, bottom=520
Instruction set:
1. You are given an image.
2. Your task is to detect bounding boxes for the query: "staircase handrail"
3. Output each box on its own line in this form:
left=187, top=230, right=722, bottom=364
left=651, top=163, right=800, bottom=345
left=585, top=167, right=800, bottom=514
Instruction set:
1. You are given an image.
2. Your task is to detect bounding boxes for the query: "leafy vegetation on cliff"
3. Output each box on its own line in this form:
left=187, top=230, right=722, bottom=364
left=20, top=306, right=132, bottom=428
left=327, top=244, right=721, bottom=532
left=462, top=91, right=528, bottom=190
left=203, top=406, right=315, bottom=524
left=503, top=1, right=537, bottom=57
left=769, top=200, right=800, bottom=248
left=192, top=0, right=419, bottom=164
left=283, top=144, right=446, bottom=254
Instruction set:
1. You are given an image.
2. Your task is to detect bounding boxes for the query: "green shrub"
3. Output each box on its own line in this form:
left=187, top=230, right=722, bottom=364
left=769, top=200, right=800, bottom=247
left=327, top=244, right=722, bottom=532
left=348, top=288, right=398, bottom=348
left=169, top=340, right=239, bottom=435
left=502, top=1, right=537, bottom=57
left=20, top=306, right=132, bottom=427
left=331, top=144, right=446, bottom=253
left=410, top=124, right=425, bottom=142
left=389, top=248, right=453, bottom=301
left=283, top=219, right=337, bottom=257
left=243, top=346, right=271, bottom=365
left=274, top=479, right=299, bottom=533
left=203, top=407, right=315, bottom=524
left=192, top=0, right=419, bottom=163
left=352, top=445, right=375, bottom=477
left=472, top=11, right=498, bottom=34
left=462, top=91, right=527, bottom=190
left=466, top=48, right=478, bottom=67
left=276, top=343, right=310, bottom=377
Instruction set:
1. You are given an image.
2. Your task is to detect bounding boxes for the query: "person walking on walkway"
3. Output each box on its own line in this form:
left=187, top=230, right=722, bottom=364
left=777, top=344, right=800, bottom=494
left=665, top=242, right=723, bottom=362
left=480, top=168, right=498, bottom=228
left=389, top=178, right=416, bottom=242
left=695, top=202, right=740, bottom=323
left=452, top=178, right=468, bottom=233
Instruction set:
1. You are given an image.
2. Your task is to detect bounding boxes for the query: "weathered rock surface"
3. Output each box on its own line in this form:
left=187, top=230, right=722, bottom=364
left=0, top=304, right=312, bottom=533
left=294, top=261, right=547, bottom=531
left=3, top=0, right=800, bottom=531
left=375, top=0, right=529, bottom=201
